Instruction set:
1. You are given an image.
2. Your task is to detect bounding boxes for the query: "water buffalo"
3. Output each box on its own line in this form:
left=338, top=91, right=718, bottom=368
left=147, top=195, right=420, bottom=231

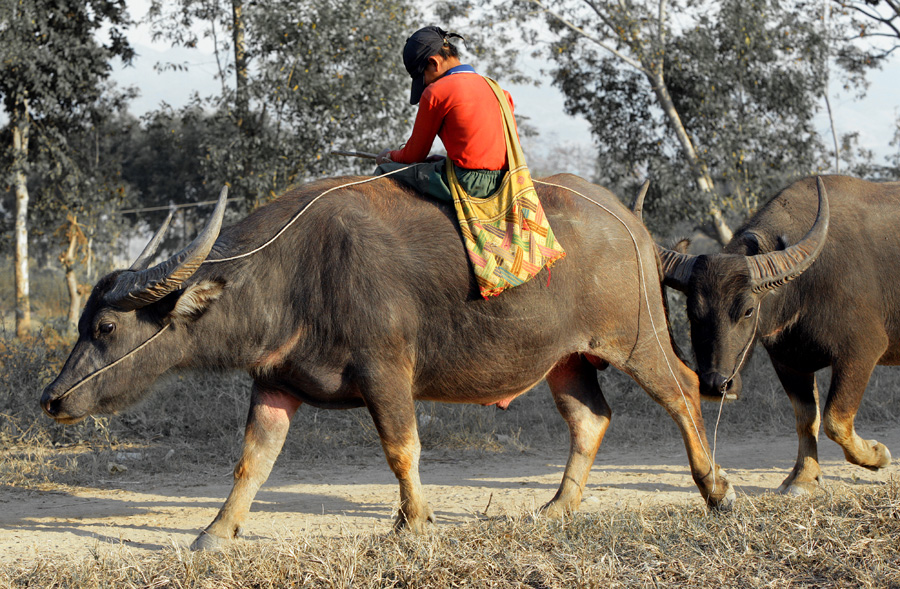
left=41, top=173, right=734, bottom=550
left=651, top=175, right=900, bottom=494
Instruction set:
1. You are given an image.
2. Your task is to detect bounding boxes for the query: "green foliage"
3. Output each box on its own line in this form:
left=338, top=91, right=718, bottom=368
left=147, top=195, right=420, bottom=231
left=548, top=0, right=832, bottom=231
left=147, top=0, right=419, bottom=212
left=0, top=0, right=133, bottom=117
left=0, top=0, right=136, bottom=276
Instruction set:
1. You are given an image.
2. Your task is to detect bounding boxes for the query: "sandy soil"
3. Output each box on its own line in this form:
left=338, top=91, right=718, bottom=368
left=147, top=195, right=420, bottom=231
left=2, top=426, right=898, bottom=565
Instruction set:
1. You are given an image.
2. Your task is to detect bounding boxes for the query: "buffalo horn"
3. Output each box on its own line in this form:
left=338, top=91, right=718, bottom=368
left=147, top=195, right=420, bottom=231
left=129, top=206, right=176, bottom=271
left=631, top=180, right=650, bottom=219
left=107, top=186, right=229, bottom=310
left=657, top=245, right=698, bottom=292
left=746, top=176, right=830, bottom=293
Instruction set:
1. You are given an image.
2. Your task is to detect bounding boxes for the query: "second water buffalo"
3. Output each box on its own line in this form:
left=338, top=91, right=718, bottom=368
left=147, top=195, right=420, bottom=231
left=654, top=175, right=900, bottom=494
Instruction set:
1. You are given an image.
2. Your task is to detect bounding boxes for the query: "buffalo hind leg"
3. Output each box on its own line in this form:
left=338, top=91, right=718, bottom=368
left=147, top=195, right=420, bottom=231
left=824, top=355, right=891, bottom=471
left=191, top=384, right=301, bottom=551
left=362, top=365, right=435, bottom=533
left=542, top=353, right=611, bottom=517
left=771, top=360, right=825, bottom=495
left=626, top=348, right=735, bottom=509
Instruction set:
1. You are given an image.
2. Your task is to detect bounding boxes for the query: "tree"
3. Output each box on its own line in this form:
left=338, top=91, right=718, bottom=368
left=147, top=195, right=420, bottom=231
left=456, top=0, right=738, bottom=242
left=440, top=0, right=870, bottom=241
left=0, top=0, right=133, bottom=338
left=147, top=0, right=419, bottom=211
left=54, top=214, right=89, bottom=335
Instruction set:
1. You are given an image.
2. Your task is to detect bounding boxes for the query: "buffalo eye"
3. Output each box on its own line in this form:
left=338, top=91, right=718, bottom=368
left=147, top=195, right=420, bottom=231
left=743, top=307, right=754, bottom=319
left=97, top=322, right=116, bottom=336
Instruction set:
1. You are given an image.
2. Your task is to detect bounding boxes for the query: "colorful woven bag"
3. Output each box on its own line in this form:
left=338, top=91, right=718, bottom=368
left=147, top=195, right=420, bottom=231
left=447, top=77, right=566, bottom=298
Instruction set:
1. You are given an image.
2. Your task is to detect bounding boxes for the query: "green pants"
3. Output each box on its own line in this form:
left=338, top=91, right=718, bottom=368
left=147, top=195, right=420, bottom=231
left=374, top=159, right=503, bottom=202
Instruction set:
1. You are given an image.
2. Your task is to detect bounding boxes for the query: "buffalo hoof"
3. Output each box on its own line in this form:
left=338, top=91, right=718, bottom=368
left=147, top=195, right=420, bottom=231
left=861, top=440, right=891, bottom=471
left=707, top=482, right=736, bottom=512
left=393, top=505, right=436, bottom=534
left=190, top=530, right=231, bottom=551
left=787, top=484, right=811, bottom=497
left=777, top=481, right=822, bottom=496
left=540, top=497, right=577, bottom=519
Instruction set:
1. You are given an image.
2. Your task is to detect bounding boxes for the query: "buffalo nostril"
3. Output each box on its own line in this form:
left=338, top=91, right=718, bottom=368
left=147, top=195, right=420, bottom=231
left=700, top=372, right=728, bottom=394
left=40, top=393, right=59, bottom=417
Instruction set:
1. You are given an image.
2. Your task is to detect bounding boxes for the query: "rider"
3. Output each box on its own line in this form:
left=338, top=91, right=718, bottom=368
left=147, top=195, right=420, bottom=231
left=375, top=26, right=517, bottom=202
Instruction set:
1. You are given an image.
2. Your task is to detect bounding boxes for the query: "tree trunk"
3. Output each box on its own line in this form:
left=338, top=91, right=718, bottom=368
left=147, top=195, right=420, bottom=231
left=232, top=0, right=255, bottom=207
left=232, top=0, right=248, bottom=127
left=822, top=0, right=840, bottom=172
left=62, top=217, right=81, bottom=336
left=12, top=96, right=32, bottom=339
left=648, top=70, right=733, bottom=244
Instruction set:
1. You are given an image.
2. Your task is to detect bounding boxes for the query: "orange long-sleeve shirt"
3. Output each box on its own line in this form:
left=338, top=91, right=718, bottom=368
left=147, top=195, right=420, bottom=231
left=389, top=67, right=516, bottom=171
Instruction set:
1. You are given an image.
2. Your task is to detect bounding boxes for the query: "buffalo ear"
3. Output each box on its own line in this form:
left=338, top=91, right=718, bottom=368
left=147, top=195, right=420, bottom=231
left=741, top=233, right=762, bottom=255
left=673, top=238, right=691, bottom=254
left=171, top=279, right=226, bottom=322
left=776, top=235, right=790, bottom=251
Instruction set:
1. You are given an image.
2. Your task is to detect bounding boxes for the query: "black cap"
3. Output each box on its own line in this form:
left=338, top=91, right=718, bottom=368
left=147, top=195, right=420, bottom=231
left=402, top=26, right=461, bottom=105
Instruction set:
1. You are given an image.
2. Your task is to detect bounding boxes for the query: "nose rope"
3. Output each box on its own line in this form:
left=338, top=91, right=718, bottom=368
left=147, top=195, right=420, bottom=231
left=533, top=179, right=718, bottom=486
left=50, top=324, right=171, bottom=404
left=721, top=302, right=761, bottom=393
left=710, top=301, right=760, bottom=481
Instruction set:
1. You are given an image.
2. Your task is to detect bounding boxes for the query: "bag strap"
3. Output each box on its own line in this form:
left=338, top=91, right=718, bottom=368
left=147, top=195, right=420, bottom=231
left=481, top=77, right=527, bottom=173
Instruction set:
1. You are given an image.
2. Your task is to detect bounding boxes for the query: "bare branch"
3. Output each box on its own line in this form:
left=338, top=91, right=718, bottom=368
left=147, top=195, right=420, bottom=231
left=658, top=0, right=667, bottom=47
left=529, top=0, right=646, bottom=72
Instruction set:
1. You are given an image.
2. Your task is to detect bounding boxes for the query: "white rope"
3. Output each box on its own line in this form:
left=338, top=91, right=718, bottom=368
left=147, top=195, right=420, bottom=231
left=711, top=301, right=761, bottom=476
left=203, top=164, right=417, bottom=265
left=53, top=324, right=172, bottom=402
left=533, top=179, right=717, bottom=481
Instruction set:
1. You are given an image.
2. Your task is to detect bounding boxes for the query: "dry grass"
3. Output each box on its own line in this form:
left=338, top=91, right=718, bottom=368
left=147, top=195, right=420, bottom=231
left=1, top=481, right=898, bottom=587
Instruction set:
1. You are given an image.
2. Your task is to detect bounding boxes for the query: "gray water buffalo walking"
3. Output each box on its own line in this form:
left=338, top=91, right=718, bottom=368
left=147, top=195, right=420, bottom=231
left=41, top=174, right=733, bottom=550
left=654, top=175, right=900, bottom=494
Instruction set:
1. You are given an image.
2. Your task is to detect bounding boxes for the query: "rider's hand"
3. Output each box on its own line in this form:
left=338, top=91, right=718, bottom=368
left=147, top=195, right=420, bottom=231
left=376, top=149, right=393, bottom=165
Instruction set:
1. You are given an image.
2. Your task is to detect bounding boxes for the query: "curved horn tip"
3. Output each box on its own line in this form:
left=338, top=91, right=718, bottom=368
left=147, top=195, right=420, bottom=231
left=746, top=175, right=830, bottom=292
left=815, top=176, right=829, bottom=215
left=631, top=179, right=650, bottom=218
left=129, top=206, right=177, bottom=271
left=118, top=185, right=230, bottom=309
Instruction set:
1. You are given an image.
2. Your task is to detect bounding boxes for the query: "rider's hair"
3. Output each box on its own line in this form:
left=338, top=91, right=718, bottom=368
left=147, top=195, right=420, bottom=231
left=438, top=41, right=459, bottom=60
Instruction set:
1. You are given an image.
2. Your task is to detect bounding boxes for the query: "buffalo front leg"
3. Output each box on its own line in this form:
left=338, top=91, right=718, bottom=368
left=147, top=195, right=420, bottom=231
left=362, top=367, right=434, bottom=533
left=542, top=354, right=611, bottom=518
left=628, top=351, right=735, bottom=509
left=823, top=356, right=891, bottom=471
left=191, top=384, right=301, bottom=551
left=771, top=360, right=824, bottom=495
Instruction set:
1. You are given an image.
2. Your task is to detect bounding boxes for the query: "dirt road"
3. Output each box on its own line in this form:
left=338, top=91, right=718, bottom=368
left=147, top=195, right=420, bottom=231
left=2, top=427, right=897, bottom=565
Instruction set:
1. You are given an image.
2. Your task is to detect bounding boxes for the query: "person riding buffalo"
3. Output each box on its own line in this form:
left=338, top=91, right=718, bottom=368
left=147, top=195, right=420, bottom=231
left=375, top=26, right=517, bottom=202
